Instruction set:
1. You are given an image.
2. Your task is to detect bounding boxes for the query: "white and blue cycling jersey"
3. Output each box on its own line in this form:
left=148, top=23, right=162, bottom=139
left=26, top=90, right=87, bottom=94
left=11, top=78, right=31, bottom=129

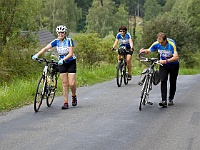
left=149, top=38, right=179, bottom=65
left=116, top=32, right=132, bottom=49
left=51, top=37, right=76, bottom=63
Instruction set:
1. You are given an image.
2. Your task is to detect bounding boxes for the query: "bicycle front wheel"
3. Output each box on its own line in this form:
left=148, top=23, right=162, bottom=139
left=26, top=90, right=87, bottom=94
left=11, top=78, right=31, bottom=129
left=116, top=62, right=123, bottom=87
left=46, top=74, right=57, bottom=107
left=34, top=76, right=45, bottom=112
left=139, top=75, right=149, bottom=110
left=123, top=65, right=128, bottom=85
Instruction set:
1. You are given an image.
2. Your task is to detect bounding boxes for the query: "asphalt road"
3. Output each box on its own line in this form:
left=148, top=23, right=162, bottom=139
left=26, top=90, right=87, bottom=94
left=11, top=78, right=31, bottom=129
left=1, top=74, right=200, bottom=150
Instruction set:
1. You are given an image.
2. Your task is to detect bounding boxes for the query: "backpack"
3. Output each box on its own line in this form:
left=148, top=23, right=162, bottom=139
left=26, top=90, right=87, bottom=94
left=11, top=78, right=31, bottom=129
left=152, top=70, right=160, bottom=85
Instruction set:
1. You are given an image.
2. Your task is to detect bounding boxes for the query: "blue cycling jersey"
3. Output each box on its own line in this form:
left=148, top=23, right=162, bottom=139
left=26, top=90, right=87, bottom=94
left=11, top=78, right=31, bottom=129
left=116, top=32, right=132, bottom=49
left=51, top=37, right=76, bottom=63
left=149, top=38, right=179, bottom=65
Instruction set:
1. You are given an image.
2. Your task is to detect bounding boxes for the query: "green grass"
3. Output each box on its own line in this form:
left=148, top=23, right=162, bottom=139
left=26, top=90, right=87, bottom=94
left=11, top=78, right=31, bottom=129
left=0, top=61, right=200, bottom=113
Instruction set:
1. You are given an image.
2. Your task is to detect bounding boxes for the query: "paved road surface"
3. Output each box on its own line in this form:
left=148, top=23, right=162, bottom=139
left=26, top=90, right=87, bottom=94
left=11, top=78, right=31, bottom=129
left=1, top=74, right=200, bottom=150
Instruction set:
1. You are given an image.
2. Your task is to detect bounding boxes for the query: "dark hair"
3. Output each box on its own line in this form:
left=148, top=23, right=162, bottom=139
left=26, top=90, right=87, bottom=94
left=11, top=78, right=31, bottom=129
left=157, top=32, right=167, bottom=41
left=119, top=26, right=127, bottom=32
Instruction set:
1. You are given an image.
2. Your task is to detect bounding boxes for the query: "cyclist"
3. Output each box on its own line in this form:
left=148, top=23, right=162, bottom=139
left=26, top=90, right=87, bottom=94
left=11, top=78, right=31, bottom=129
left=111, top=26, right=134, bottom=80
left=32, top=25, right=77, bottom=109
left=139, top=32, right=179, bottom=108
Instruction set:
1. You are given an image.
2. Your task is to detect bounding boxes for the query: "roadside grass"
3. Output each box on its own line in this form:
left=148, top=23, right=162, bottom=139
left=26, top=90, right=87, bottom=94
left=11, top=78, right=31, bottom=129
left=0, top=63, right=116, bottom=113
left=0, top=60, right=199, bottom=113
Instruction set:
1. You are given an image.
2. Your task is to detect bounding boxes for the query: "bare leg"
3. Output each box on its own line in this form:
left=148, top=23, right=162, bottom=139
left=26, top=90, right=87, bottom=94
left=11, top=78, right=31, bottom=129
left=126, top=54, right=132, bottom=75
left=60, top=73, right=69, bottom=101
left=68, top=73, right=76, bottom=95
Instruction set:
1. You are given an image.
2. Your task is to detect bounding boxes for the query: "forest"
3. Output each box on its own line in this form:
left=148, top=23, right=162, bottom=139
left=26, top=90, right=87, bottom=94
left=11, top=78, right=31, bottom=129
left=0, top=0, right=200, bottom=84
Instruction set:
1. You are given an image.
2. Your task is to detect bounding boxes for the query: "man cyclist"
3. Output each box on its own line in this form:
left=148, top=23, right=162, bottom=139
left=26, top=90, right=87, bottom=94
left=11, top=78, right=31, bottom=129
left=32, top=25, right=77, bottom=109
left=140, top=32, right=179, bottom=107
left=111, top=26, right=134, bottom=80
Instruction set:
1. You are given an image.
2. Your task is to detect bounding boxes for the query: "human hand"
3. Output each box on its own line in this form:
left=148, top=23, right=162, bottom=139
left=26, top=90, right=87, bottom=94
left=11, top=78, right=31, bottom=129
left=131, top=47, right=134, bottom=52
left=32, top=54, right=38, bottom=60
left=139, top=48, right=145, bottom=53
left=159, top=60, right=168, bottom=65
left=110, top=47, right=114, bottom=51
left=58, top=59, right=64, bottom=65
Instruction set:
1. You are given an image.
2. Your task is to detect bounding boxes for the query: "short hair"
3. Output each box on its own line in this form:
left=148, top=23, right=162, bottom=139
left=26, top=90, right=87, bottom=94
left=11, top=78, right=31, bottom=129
left=119, top=26, right=127, bottom=32
left=157, top=32, right=167, bottom=41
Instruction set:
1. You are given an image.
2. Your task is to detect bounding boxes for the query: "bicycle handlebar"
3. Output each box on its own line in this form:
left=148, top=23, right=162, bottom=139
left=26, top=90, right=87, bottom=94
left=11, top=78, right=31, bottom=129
left=138, top=52, right=162, bottom=66
left=31, top=55, right=58, bottom=65
left=112, top=46, right=132, bottom=55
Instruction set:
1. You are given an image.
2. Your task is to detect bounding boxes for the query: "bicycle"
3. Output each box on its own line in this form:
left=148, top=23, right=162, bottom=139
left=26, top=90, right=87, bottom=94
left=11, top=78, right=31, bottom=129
left=138, top=52, right=161, bottom=111
left=115, top=46, right=129, bottom=87
left=32, top=57, right=59, bottom=112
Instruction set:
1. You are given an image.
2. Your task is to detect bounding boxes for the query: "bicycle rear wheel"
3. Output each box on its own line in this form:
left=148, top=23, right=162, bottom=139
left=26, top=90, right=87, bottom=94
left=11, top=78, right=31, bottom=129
left=34, top=76, right=46, bottom=112
left=46, top=74, right=57, bottom=107
left=116, top=62, right=123, bottom=87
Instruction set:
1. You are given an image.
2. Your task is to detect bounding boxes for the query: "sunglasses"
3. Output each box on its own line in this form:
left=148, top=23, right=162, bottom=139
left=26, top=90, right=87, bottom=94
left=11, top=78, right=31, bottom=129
left=58, top=32, right=65, bottom=34
left=120, top=30, right=126, bottom=33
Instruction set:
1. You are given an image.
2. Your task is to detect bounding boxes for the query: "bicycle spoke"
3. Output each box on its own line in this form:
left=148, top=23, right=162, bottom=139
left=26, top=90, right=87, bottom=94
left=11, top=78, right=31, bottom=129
left=34, top=76, right=45, bottom=112
left=46, top=73, right=57, bottom=107
left=123, top=66, right=128, bottom=85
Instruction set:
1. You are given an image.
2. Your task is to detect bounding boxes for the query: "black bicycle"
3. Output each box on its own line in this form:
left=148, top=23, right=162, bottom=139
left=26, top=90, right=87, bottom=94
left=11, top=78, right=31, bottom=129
left=138, top=52, right=161, bottom=111
left=33, top=57, right=59, bottom=112
left=116, top=46, right=129, bottom=87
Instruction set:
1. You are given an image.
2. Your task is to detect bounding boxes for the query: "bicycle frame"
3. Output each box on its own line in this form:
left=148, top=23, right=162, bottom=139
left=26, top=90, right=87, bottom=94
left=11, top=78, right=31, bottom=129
left=41, top=64, right=48, bottom=96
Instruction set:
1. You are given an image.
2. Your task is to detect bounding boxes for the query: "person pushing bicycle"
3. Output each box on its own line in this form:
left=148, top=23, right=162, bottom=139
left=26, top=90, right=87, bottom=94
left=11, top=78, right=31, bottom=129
left=32, top=25, right=77, bottom=109
left=111, top=26, right=134, bottom=81
left=139, top=32, right=179, bottom=108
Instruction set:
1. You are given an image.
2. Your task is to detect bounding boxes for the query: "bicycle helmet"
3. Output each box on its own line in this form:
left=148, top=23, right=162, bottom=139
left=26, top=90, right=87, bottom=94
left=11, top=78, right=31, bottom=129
left=56, top=25, right=67, bottom=32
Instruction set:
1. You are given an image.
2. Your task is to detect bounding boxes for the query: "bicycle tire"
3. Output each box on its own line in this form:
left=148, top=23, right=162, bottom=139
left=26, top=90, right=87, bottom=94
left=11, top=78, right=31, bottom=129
left=123, top=65, right=128, bottom=85
left=139, top=75, right=149, bottom=110
left=34, top=76, right=46, bottom=112
left=46, top=73, right=58, bottom=107
left=116, top=62, right=123, bottom=87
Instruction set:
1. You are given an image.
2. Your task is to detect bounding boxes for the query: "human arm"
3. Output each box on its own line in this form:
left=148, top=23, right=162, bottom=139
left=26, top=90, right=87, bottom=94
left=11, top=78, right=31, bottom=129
left=32, top=44, right=52, bottom=59
left=111, top=39, right=118, bottom=50
left=159, top=53, right=179, bottom=65
left=139, top=48, right=151, bottom=54
left=62, top=46, right=74, bottom=61
left=129, top=38, right=134, bottom=51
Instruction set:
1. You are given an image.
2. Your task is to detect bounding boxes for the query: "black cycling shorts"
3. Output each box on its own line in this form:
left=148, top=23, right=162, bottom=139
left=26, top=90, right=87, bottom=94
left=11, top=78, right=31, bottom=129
left=126, top=49, right=133, bottom=55
left=58, top=59, right=76, bottom=73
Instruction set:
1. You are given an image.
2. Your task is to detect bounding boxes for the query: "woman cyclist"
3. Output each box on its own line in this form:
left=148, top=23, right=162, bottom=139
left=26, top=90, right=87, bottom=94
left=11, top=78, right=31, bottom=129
left=111, top=26, right=134, bottom=80
left=32, top=25, right=77, bottom=109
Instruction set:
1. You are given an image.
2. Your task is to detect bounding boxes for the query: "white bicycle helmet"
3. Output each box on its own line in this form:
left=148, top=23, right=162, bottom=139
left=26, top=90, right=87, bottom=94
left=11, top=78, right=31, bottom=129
left=56, top=25, right=67, bottom=32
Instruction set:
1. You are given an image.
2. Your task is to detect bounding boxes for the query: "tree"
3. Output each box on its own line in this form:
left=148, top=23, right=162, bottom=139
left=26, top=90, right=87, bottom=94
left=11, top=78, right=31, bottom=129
left=162, top=0, right=176, bottom=12
left=86, top=0, right=115, bottom=37
left=113, top=4, right=129, bottom=35
left=40, top=0, right=82, bottom=34
left=187, top=0, right=200, bottom=46
left=143, top=0, right=162, bottom=21
left=74, top=0, right=93, bottom=32
left=170, top=0, right=189, bottom=21
left=0, top=0, right=42, bottom=47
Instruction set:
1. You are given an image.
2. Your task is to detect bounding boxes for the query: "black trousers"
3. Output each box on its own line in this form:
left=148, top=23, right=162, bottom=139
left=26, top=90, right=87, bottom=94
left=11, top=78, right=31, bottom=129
left=159, top=63, right=179, bottom=101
